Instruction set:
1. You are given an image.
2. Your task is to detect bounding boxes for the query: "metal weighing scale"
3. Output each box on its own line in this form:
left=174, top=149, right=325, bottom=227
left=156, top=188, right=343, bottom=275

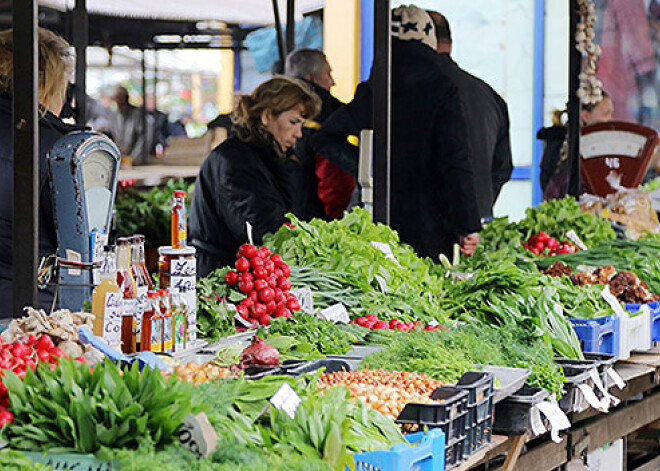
left=580, top=121, right=660, bottom=197
left=47, top=132, right=121, bottom=311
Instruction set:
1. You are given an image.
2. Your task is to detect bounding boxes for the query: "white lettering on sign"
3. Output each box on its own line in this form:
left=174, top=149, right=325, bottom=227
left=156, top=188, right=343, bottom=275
left=270, top=383, right=302, bottom=419
left=604, top=157, right=620, bottom=169
left=103, top=292, right=122, bottom=346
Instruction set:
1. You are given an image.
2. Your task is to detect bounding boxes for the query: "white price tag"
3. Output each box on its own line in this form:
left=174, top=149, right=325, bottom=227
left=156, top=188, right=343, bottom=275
left=178, top=413, right=219, bottom=458
left=65, top=249, right=82, bottom=276
left=270, top=383, right=301, bottom=419
left=290, top=287, right=314, bottom=314
left=565, top=229, right=588, bottom=250
left=607, top=368, right=626, bottom=390
left=600, top=286, right=628, bottom=318
left=577, top=383, right=608, bottom=412
left=170, top=258, right=196, bottom=277
left=318, top=303, right=350, bottom=324
left=530, top=406, right=547, bottom=436
left=370, top=241, right=401, bottom=266
left=536, top=398, right=570, bottom=443
left=171, top=276, right=196, bottom=292
left=588, top=368, right=618, bottom=408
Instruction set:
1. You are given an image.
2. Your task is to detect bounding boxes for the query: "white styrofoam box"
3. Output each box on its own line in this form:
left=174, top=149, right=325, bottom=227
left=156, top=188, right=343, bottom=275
left=619, top=310, right=651, bottom=360
left=587, top=439, right=623, bottom=471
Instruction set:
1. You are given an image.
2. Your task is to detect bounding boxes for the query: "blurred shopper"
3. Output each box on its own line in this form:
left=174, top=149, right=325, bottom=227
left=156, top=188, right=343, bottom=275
left=169, top=114, right=191, bottom=137
left=543, top=92, right=614, bottom=201
left=109, top=86, right=145, bottom=164
left=285, top=48, right=352, bottom=220
left=313, top=6, right=481, bottom=259
left=0, top=28, right=78, bottom=317
left=190, top=77, right=321, bottom=276
left=428, top=11, right=512, bottom=220
left=143, top=95, right=169, bottom=158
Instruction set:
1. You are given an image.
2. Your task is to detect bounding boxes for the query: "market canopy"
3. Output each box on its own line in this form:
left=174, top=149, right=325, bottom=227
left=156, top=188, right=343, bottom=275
left=39, top=0, right=325, bottom=24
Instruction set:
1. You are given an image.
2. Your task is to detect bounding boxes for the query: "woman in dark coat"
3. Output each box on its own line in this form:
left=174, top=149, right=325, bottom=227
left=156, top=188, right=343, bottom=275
left=190, top=76, right=321, bottom=277
left=0, top=28, right=77, bottom=318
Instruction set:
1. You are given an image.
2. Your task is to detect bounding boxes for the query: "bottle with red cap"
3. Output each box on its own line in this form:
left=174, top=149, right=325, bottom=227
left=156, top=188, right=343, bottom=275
left=171, top=190, right=187, bottom=249
left=141, top=290, right=161, bottom=352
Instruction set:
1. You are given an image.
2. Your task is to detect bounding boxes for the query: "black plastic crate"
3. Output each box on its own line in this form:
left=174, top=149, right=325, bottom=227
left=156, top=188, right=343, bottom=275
left=397, top=387, right=468, bottom=443
left=494, top=386, right=549, bottom=435
left=445, top=435, right=466, bottom=467
left=558, top=365, right=593, bottom=413
left=281, top=358, right=351, bottom=376
left=455, top=372, right=494, bottom=457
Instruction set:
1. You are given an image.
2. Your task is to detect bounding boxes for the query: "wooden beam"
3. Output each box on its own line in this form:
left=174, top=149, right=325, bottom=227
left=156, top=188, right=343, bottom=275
left=501, top=435, right=526, bottom=471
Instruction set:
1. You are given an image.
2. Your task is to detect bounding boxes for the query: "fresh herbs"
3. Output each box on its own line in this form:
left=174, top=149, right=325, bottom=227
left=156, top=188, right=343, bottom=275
left=1, top=359, right=193, bottom=453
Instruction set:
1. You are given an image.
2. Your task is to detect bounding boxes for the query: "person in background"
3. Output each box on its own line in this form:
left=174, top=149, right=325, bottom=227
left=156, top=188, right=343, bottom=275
left=0, top=27, right=79, bottom=318
left=313, top=5, right=482, bottom=259
left=543, top=92, right=614, bottom=201
left=109, top=86, right=145, bottom=164
left=189, top=77, right=321, bottom=277
left=284, top=48, right=351, bottom=221
left=143, top=95, right=169, bottom=158
left=428, top=11, right=513, bottom=221
left=169, top=114, right=191, bottom=138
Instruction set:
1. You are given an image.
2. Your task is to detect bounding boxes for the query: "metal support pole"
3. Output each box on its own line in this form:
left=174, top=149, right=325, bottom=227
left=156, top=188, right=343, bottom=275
left=12, top=0, right=39, bottom=315
left=233, top=45, right=242, bottom=92
left=271, top=0, right=286, bottom=73
left=286, top=0, right=295, bottom=55
left=73, top=0, right=87, bottom=125
left=531, top=0, right=545, bottom=206
left=141, top=50, right=148, bottom=164
left=567, top=0, right=582, bottom=197
left=372, top=0, right=391, bottom=224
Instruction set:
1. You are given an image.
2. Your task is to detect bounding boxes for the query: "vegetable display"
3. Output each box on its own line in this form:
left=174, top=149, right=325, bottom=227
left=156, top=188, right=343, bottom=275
left=1, top=359, right=193, bottom=453
left=522, top=231, right=578, bottom=256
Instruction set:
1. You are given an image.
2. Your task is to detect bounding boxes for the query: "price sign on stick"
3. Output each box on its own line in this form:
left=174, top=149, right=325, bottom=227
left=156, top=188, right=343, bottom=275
left=270, top=383, right=301, bottom=419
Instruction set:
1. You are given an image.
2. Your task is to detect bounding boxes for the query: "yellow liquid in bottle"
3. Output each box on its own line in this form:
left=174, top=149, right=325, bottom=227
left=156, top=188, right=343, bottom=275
left=92, top=278, right=122, bottom=338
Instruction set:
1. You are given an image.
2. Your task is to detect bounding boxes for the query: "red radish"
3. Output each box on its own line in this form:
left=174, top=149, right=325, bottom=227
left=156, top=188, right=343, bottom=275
left=374, top=321, right=389, bottom=329
left=238, top=271, right=254, bottom=282
left=278, top=278, right=292, bottom=291
left=0, top=408, right=13, bottom=427
left=274, top=268, right=284, bottom=279
left=274, top=288, right=284, bottom=302
left=249, top=290, right=259, bottom=303
left=356, top=317, right=368, bottom=326
left=270, top=253, right=284, bottom=266
left=241, top=297, right=254, bottom=309
left=258, top=247, right=271, bottom=258
left=266, top=300, right=277, bottom=314
left=253, top=303, right=267, bottom=318
left=253, top=267, right=268, bottom=279
left=266, top=274, right=278, bottom=288
left=275, top=307, right=292, bottom=318
left=224, top=271, right=239, bottom=285
left=238, top=243, right=258, bottom=258
left=281, top=264, right=291, bottom=278
left=263, top=259, right=275, bottom=274
left=259, top=287, right=275, bottom=303
left=286, top=298, right=300, bottom=311
left=238, top=280, right=254, bottom=294
left=235, top=257, right=250, bottom=272
left=254, top=279, right=268, bottom=291
left=250, top=256, right=265, bottom=270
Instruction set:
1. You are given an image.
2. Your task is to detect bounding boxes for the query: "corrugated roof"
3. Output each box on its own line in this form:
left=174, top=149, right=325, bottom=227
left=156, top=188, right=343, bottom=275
left=40, top=0, right=325, bottom=24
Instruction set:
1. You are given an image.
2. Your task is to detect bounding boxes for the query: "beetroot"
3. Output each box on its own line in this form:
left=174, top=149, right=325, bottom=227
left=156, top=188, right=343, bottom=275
left=239, top=337, right=280, bottom=368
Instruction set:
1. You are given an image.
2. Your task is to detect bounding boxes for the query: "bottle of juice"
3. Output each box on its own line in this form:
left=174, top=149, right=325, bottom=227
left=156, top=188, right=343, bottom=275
left=172, top=289, right=188, bottom=352
left=129, top=235, right=149, bottom=352
left=159, top=289, right=174, bottom=352
left=141, top=290, right=159, bottom=352
left=171, top=190, right=187, bottom=249
left=116, top=238, right=137, bottom=354
left=135, top=234, right=153, bottom=290
left=91, top=246, right=122, bottom=347
left=150, top=292, right=163, bottom=353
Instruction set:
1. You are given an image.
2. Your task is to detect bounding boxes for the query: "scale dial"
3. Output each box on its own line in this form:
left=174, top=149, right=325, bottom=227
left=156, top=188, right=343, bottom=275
left=82, top=150, right=115, bottom=232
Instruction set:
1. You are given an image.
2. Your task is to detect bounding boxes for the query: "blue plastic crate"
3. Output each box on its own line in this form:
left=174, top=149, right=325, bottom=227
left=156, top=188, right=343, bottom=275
left=353, top=428, right=446, bottom=471
left=569, top=314, right=620, bottom=356
left=625, top=301, right=660, bottom=342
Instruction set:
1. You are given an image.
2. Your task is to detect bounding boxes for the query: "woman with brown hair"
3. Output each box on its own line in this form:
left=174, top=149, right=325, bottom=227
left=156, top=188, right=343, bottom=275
left=0, top=28, right=77, bottom=318
left=190, top=76, right=321, bottom=276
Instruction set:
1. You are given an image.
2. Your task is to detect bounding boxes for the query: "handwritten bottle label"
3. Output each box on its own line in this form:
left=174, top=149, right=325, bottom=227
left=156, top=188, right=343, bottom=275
left=103, top=292, right=122, bottom=346
left=170, top=258, right=196, bottom=293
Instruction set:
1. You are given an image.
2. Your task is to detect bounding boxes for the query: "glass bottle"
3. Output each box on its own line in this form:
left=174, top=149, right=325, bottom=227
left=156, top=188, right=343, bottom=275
left=159, top=289, right=174, bottom=353
left=172, top=289, right=188, bottom=352
left=91, top=245, right=122, bottom=347
left=150, top=292, right=164, bottom=353
left=171, top=190, right=187, bottom=249
left=135, top=234, right=153, bottom=290
left=129, top=235, right=149, bottom=352
left=116, top=238, right=137, bottom=354
left=141, top=290, right=159, bottom=352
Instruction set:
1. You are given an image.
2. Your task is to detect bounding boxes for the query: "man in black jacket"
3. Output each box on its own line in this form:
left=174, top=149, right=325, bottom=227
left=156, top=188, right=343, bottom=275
left=313, top=6, right=481, bottom=260
left=284, top=49, right=344, bottom=220
left=428, top=11, right=513, bottom=220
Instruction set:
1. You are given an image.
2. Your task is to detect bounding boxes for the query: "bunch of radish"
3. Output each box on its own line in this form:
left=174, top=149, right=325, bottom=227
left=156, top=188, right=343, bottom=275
left=350, top=314, right=447, bottom=332
left=522, top=231, right=578, bottom=256
left=224, top=244, right=301, bottom=327
left=0, top=334, right=81, bottom=427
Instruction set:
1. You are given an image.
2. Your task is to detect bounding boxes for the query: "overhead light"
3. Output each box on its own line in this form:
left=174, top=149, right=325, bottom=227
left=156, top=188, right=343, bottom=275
left=154, top=35, right=182, bottom=44
left=196, top=20, right=227, bottom=31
